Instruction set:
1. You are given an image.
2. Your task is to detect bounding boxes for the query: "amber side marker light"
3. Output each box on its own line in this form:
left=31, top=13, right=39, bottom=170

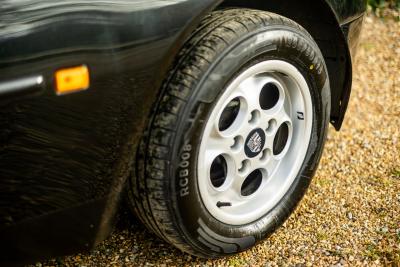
left=55, top=65, right=90, bottom=95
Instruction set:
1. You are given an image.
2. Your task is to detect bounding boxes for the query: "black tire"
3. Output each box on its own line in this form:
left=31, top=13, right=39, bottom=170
left=127, top=8, right=330, bottom=257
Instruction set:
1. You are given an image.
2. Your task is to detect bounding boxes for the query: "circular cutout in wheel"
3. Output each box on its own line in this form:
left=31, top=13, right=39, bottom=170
left=127, top=8, right=330, bottom=258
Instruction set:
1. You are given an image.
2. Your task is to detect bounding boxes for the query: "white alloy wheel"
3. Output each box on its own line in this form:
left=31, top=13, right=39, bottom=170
left=198, top=60, right=313, bottom=225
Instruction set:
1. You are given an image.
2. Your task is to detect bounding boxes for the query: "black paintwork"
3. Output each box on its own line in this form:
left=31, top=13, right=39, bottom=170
left=0, top=0, right=366, bottom=265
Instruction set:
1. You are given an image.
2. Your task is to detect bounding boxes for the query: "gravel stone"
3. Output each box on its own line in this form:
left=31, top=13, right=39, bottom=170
left=33, top=12, right=399, bottom=267
left=346, top=212, right=353, bottom=221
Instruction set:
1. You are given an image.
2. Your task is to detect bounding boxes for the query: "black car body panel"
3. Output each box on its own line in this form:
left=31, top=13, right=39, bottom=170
left=0, top=0, right=366, bottom=265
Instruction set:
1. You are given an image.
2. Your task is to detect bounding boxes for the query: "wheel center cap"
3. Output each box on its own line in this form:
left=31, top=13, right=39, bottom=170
left=244, top=128, right=266, bottom=158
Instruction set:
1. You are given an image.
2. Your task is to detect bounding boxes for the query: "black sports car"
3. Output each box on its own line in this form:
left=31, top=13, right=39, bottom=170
left=0, top=0, right=366, bottom=265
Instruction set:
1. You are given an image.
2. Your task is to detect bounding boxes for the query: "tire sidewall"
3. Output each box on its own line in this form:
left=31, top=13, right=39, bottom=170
left=170, top=26, right=330, bottom=254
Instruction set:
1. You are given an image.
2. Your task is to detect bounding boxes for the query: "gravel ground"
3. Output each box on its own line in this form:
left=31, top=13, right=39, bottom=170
left=36, top=12, right=399, bottom=267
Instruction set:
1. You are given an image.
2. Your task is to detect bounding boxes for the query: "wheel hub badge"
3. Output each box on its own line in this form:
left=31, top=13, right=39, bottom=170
left=245, top=128, right=265, bottom=158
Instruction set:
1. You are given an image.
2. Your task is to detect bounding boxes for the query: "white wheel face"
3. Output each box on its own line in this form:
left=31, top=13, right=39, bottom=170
left=198, top=60, right=313, bottom=225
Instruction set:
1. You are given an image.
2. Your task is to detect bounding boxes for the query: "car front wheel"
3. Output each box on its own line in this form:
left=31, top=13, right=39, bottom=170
left=127, top=8, right=330, bottom=257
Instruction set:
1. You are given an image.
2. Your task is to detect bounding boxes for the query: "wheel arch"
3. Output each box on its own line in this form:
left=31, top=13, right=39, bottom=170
left=215, top=0, right=352, bottom=130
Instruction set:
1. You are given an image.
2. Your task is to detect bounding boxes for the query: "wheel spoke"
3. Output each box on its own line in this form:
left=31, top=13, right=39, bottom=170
left=237, top=76, right=263, bottom=111
left=204, top=131, right=234, bottom=166
left=208, top=132, right=233, bottom=151
left=274, top=101, right=292, bottom=128
left=231, top=171, right=249, bottom=197
left=264, top=157, right=280, bottom=177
